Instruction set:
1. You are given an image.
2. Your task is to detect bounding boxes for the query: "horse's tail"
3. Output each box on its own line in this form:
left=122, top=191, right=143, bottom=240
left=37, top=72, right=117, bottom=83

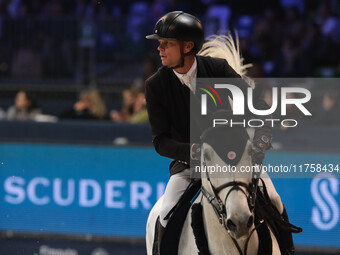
left=198, top=32, right=255, bottom=88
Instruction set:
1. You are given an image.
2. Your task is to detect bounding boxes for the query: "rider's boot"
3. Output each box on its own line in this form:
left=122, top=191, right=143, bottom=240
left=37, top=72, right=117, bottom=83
left=278, top=207, right=295, bottom=255
left=157, top=222, right=165, bottom=255
left=153, top=217, right=165, bottom=255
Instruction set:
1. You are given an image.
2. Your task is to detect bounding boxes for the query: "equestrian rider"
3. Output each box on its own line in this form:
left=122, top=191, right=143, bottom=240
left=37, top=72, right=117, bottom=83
left=145, top=11, right=295, bottom=255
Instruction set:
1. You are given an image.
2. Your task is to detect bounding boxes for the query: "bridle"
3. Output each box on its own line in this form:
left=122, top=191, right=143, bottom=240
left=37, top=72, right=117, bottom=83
left=200, top=148, right=263, bottom=255
left=200, top=156, right=261, bottom=227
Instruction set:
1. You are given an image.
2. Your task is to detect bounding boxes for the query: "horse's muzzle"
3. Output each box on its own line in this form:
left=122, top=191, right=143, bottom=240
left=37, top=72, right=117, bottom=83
left=226, top=215, right=254, bottom=239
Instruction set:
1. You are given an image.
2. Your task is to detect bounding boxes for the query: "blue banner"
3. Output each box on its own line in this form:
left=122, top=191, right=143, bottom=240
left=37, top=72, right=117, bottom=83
left=0, top=143, right=339, bottom=248
left=0, top=143, right=170, bottom=238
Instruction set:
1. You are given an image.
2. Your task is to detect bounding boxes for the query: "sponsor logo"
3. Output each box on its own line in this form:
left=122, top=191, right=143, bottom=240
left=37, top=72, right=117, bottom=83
left=4, top=176, right=165, bottom=209
left=311, top=173, right=339, bottom=231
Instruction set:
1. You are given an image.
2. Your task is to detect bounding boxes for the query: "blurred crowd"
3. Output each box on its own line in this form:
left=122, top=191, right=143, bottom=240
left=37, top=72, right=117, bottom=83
left=0, top=83, right=339, bottom=126
left=0, top=0, right=340, bottom=79
left=0, top=86, right=149, bottom=123
left=0, top=0, right=339, bottom=126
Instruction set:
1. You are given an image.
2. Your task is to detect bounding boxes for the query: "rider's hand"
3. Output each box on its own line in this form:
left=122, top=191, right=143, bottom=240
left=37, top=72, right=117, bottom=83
left=251, top=135, right=271, bottom=164
left=191, top=143, right=201, bottom=161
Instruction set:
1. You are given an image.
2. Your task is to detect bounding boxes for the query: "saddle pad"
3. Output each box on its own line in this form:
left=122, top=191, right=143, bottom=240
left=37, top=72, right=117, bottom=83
left=191, top=203, right=210, bottom=255
left=160, top=180, right=201, bottom=255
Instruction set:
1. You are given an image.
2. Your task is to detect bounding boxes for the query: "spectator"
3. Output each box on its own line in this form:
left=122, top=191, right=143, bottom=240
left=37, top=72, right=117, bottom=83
left=129, top=92, right=148, bottom=123
left=300, top=22, right=324, bottom=73
left=331, top=4, right=340, bottom=43
left=280, top=0, right=305, bottom=15
left=282, top=6, right=303, bottom=37
left=133, top=56, right=158, bottom=91
left=41, top=0, right=65, bottom=16
left=11, top=47, right=42, bottom=77
left=6, top=90, right=41, bottom=120
left=279, top=92, right=306, bottom=130
left=263, top=86, right=274, bottom=107
left=273, top=35, right=304, bottom=77
left=111, top=86, right=139, bottom=122
left=315, top=2, right=337, bottom=37
left=312, top=91, right=340, bottom=126
left=59, top=89, right=108, bottom=120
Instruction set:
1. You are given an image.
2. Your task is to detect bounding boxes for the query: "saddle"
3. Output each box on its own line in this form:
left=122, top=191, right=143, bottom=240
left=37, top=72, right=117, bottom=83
left=159, top=180, right=201, bottom=255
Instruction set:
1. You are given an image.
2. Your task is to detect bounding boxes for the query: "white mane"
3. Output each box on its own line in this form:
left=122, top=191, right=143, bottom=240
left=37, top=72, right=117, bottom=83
left=198, top=33, right=255, bottom=88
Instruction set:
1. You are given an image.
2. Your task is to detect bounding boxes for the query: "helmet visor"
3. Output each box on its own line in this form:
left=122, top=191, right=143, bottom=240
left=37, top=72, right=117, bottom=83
left=145, top=34, right=176, bottom=40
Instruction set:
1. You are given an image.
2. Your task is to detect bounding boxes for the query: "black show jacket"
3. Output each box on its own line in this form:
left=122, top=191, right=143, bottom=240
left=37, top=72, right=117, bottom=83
left=145, top=55, right=270, bottom=175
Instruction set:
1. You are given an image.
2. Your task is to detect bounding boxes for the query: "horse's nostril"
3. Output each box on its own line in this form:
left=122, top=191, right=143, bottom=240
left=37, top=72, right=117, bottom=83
left=226, top=219, right=237, bottom=231
left=247, top=216, right=254, bottom=228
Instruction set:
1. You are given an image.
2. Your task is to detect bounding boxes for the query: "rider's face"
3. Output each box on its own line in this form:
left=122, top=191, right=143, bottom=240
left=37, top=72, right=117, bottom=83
left=157, top=40, right=181, bottom=67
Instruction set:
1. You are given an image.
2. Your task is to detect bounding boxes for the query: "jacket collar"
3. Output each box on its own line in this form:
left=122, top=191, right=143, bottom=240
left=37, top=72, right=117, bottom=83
left=196, top=55, right=209, bottom=78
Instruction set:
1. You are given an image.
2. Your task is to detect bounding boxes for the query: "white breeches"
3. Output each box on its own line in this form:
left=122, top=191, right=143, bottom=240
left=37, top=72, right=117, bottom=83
left=159, top=168, right=192, bottom=227
left=159, top=169, right=283, bottom=227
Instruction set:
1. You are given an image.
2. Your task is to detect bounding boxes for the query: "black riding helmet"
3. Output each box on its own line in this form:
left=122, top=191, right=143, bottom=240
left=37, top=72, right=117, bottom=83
left=146, top=11, right=204, bottom=52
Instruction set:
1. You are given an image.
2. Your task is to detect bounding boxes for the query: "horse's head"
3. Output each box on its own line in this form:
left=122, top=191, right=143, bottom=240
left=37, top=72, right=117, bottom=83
left=199, top=125, right=258, bottom=240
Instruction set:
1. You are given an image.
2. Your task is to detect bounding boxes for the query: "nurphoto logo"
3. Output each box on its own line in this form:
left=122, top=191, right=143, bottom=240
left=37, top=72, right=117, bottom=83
left=199, top=83, right=312, bottom=128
